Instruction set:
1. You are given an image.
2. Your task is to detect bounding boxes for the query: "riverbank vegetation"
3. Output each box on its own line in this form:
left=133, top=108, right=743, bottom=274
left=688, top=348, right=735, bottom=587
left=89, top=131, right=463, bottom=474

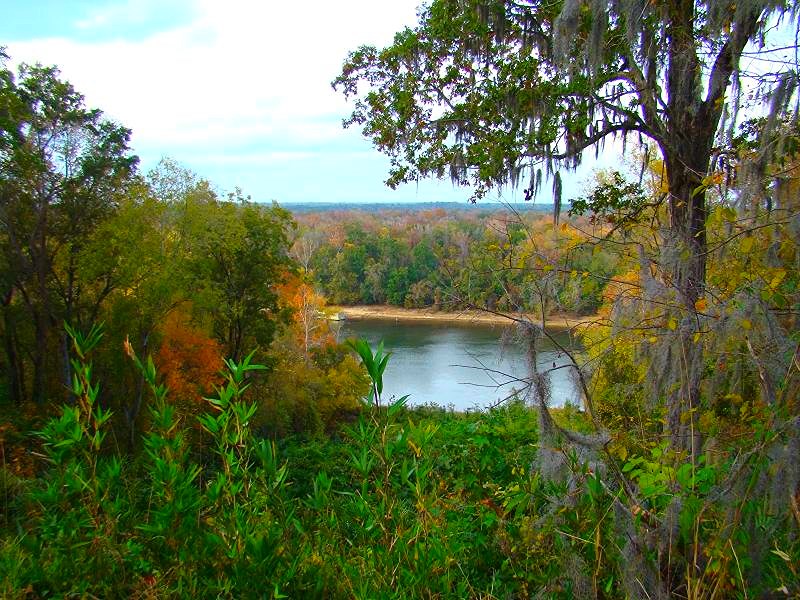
left=2, top=0, right=800, bottom=595
left=295, top=207, right=619, bottom=316
left=2, top=328, right=593, bottom=597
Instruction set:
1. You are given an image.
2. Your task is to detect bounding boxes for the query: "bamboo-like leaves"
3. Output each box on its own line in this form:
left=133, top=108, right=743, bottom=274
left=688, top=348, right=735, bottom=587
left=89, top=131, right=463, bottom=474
left=346, top=338, right=392, bottom=408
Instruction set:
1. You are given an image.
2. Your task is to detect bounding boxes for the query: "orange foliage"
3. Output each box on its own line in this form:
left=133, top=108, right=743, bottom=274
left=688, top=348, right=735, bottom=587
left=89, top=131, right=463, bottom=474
left=277, top=273, right=334, bottom=354
left=600, top=269, right=641, bottom=315
left=155, top=311, right=223, bottom=405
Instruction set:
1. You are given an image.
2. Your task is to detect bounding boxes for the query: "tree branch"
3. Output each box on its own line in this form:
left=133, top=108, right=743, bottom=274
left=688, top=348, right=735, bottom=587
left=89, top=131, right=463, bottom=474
left=704, top=11, right=762, bottom=110
left=549, top=120, right=647, bottom=160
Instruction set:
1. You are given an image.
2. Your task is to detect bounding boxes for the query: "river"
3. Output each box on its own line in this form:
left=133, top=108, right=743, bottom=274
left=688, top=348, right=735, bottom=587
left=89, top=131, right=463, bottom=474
left=334, top=318, right=582, bottom=411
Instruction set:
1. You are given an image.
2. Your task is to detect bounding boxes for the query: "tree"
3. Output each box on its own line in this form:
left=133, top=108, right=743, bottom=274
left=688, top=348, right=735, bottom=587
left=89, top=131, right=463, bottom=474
left=155, top=309, right=223, bottom=411
left=290, top=223, right=325, bottom=273
left=96, top=187, right=186, bottom=449
left=0, top=53, right=137, bottom=403
left=277, top=273, right=332, bottom=358
left=184, top=196, right=296, bottom=362
left=336, top=0, right=796, bottom=302
left=335, top=0, right=799, bottom=451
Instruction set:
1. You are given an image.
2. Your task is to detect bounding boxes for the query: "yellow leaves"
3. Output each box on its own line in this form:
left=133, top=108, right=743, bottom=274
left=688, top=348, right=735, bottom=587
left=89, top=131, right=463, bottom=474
left=408, top=439, right=422, bottom=458
left=772, top=547, right=793, bottom=562
left=769, top=269, right=786, bottom=290
left=779, top=240, right=796, bottom=260
left=722, top=206, right=737, bottom=222
left=710, top=205, right=738, bottom=226
left=698, top=410, right=716, bottom=431
left=667, top=317, right=678, bottom=331
left=602, top=269, right=641, bottom=304
left=614, top=444, right=628, bottom=461
left=679, top=407, right=698, bottom=425
left=647, top=157, right=669, bottom=193
left=741, top=319, right=752, bottom=330
left=709, top=222, right=792, bottom=300
left=693, top=332, right=702, bottom=343
left=692, top=171, right=724, bottom=198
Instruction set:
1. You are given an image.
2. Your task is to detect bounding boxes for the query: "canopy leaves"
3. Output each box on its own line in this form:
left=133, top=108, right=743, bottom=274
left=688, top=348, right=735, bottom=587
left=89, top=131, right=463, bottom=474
left=335, top=0, right=798, bottom=202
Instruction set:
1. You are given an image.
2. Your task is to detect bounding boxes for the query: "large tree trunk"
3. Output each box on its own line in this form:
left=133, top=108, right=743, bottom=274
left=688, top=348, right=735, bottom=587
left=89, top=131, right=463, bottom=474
left=124, top=330, right=151, bottom=452
left=665, top=159, right=707, bottom=306
left=662, top=140, right=712, bottom=459
left=661, top=0, right=717, bottom=457
left=61, top=257, right=77, bottom=403
left=31, top=197, right=51, bottom=405
left=662, top=147, right=710, bottom=458
left=1, top=296, right=26, bottom=405
left=31, top=310, right=49, bottom=405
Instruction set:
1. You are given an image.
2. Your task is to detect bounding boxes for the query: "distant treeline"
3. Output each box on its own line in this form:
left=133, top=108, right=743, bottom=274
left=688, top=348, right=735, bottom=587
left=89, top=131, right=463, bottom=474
left=284, top=201, right=556, bottom=214
left=293, top=208, right=619, bottom=315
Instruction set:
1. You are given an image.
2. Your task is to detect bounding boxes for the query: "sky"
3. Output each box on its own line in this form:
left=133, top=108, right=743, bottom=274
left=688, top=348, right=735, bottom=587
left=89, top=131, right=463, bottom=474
left=2, top=0, right=615, bottom=204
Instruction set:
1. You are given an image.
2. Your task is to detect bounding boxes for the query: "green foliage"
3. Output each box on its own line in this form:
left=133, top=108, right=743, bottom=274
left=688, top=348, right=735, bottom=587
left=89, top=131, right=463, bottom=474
left=184, top=199, right=296, bottom=362
left=2, top=16, right=800, bottom=598
left=569, top=170, right=649, bottom=223
left=0, top=55, right=138, bottom=404
left=334, top=0, right=793, bottom=205
left=305, top=210, right=619, bottom=315
left=257, top=339, right=369, bottom=437
left=0, top=329, right=561, bottom=597
left=2, top=332, right=798, bottom=597
left=345, top=337, right=393, bottom=408
left=1, top=59, right=297, bottom=414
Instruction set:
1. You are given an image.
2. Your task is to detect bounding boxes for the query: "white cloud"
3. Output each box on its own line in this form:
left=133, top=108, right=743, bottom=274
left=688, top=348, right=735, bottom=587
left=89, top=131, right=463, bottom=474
left=6, top=1, right=617, bottom=203
left=75, top=0, right=183, bottom=30
left=188, top=150, right=315, bottom=166
left=8, top=0, right=422, bottom=168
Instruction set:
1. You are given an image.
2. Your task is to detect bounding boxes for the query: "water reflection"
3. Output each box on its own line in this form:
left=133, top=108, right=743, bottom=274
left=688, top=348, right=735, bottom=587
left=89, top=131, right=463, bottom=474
left=335, top=319, right=581, bottom=411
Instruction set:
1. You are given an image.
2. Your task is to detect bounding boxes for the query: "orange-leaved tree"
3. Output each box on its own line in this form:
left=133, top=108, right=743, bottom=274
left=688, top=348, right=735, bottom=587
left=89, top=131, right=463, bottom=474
left=155, top=310, right=223, bottom=412
left=277, top=273, right=333, bottom=358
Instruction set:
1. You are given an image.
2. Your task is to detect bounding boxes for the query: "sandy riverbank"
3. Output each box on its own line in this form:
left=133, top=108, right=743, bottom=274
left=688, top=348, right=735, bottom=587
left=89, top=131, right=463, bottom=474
left=328, top=305, right=599, bottom=331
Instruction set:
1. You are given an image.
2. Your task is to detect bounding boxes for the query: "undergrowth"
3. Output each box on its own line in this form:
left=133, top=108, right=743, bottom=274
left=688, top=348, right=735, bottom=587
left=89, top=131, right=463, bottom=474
left=0, top=328, right=797, bottom=598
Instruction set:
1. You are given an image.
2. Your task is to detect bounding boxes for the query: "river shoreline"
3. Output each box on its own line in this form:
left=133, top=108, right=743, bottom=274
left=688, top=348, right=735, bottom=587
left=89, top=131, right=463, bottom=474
left=328, top=304, right=598, bottom=331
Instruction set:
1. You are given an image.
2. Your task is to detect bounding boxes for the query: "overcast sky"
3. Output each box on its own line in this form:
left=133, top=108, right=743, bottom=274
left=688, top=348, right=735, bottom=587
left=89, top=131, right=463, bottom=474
left=3, top=0, right=612, bottom=204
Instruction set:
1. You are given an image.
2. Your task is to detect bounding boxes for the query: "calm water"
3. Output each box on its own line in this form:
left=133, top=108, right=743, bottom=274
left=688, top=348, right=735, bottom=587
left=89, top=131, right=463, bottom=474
left=335, top=319, right=581, bottom=411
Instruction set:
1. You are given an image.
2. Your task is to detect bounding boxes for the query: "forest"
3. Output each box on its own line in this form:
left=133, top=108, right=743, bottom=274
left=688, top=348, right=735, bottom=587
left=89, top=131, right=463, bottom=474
left=295, top=207, right=617, bottom=314
left=1, top=0, right=800, bottom=597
